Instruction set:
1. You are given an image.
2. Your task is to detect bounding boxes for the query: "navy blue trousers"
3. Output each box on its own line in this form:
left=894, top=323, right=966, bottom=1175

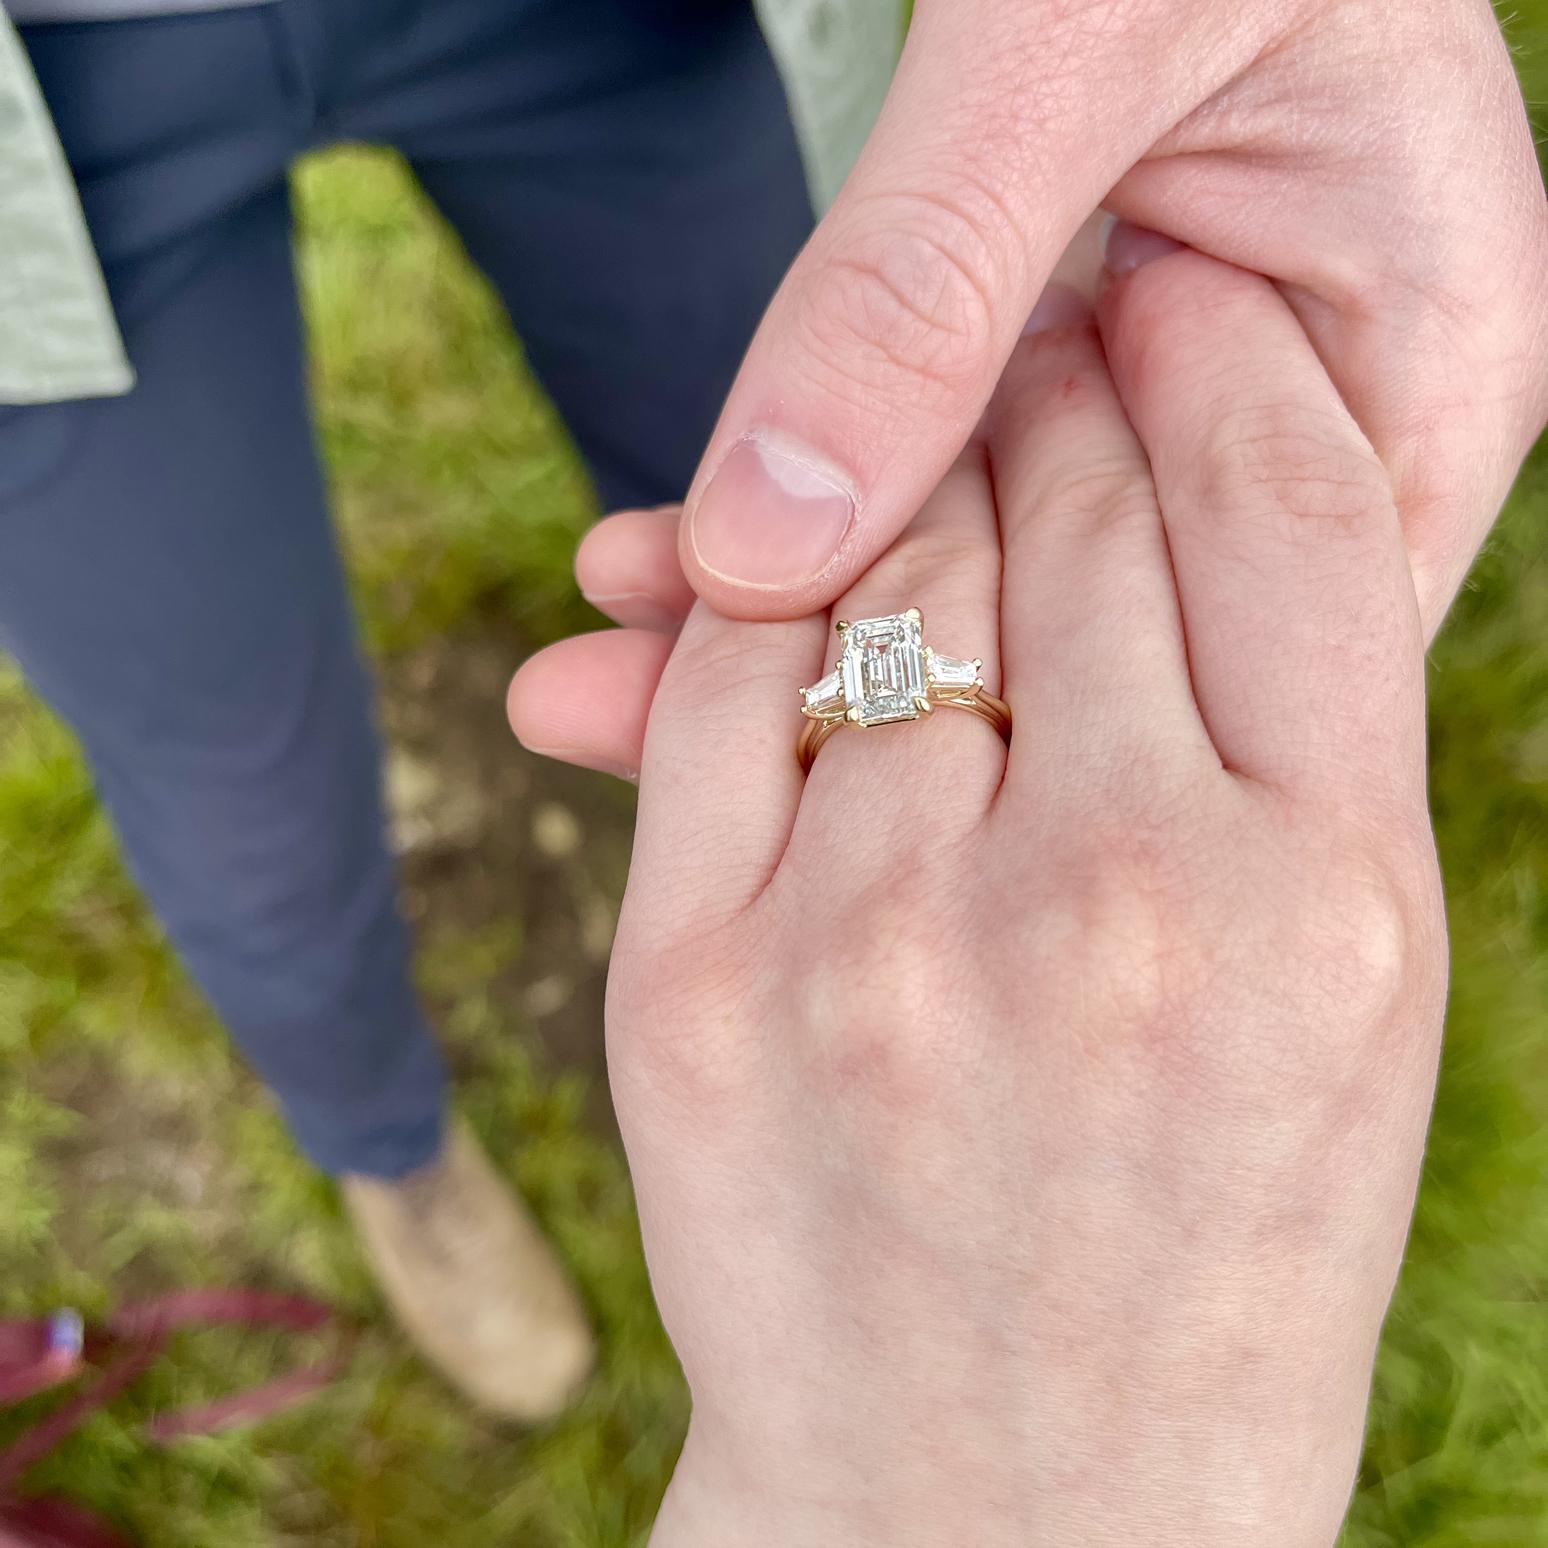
left=0, top=0, right=812, bottom=1175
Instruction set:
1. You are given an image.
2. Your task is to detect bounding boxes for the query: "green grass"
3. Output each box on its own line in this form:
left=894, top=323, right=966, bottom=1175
left=3, top=11, right=1548, bottom=1542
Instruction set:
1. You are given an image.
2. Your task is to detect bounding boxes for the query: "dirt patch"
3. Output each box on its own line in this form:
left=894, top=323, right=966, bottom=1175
left=382, top=626, right=636, bottom=1134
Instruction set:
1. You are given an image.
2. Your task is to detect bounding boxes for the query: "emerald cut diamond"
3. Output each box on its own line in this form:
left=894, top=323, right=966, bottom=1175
left=841, top=613, right=926, bottom=726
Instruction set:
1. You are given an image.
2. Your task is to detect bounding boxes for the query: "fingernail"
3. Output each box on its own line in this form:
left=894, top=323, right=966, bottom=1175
left=1100, top=216, right=1185, bottom=274
left=580, top=590, right=680, bottom=633
left=1021, top=281, right=1092, bottom=335
left=686, top=432, right=856, bottom=590
left=525, top=746, right=639, bottom=783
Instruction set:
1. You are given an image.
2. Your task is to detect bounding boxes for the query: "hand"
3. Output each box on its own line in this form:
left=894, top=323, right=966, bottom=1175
left=673, top=0, right=1546, bottom=642
left=511, top=249, right=1447, bottom=1542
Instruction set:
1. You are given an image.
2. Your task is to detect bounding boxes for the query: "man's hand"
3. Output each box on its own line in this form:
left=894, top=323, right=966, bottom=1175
left=678, top=0, right=1546, bottom=640
left=510, top=248, right=1447, bottom=1542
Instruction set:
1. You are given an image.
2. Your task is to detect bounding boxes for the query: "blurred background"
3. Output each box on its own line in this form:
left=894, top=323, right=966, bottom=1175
left=1, top=3, right=1545, bottom=1544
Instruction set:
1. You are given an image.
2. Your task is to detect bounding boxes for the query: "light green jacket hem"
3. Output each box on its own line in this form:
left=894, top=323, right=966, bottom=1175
left=0, top=1, right=898, bottom=406
left=753, top=0, right=900, bottom=215
left=0, top=14, right=135, bottom=402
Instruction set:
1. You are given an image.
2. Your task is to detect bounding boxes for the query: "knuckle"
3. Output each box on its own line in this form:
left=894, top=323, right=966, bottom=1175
left=1237, top=842, right=1442, bottom=1102
left=1305, top=832, right=1447, bottom=1047
left=610, top=926, right=759, bottom=1113
left=806, top=960, right=965, bottom=1121
left=1201, top=401, right=1395, bottom=536
left=1038, top=458, right=1156, bottom=539
left=1207, top=855, right=1446, bottom=1186
left=791, top=861, right=984, bottom=1121
left=798, top=189, right=1012, bottom=409
left=890, top=512, right=978, bottom=585
left=1302, top=890, right=1416, bottom=1047
left=1033, top=815, right=1444, bottom=1095
left=884, top=507, right=997, bottom=610
left=660, top=621, right=784, bottom=713
left=1032, top=819, right=1202, bottom=1040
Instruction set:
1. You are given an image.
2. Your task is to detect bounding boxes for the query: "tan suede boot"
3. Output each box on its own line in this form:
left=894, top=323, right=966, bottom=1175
left=341, top=1117, right=594, bottom=1422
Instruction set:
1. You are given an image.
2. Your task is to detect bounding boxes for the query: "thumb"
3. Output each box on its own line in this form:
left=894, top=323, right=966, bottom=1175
left=680, top=0, right=1268, bottom=618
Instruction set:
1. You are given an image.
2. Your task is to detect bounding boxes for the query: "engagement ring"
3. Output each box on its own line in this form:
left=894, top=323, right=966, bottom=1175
left=797, top=609, right=1011, bottom=773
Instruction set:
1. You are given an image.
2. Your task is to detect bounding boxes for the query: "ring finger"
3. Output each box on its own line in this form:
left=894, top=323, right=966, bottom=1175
left=790, top=442, right=1005, bottom=856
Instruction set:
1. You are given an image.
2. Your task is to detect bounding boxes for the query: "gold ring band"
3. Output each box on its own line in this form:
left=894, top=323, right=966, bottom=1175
left=798, top=685, right=1011, bottom=773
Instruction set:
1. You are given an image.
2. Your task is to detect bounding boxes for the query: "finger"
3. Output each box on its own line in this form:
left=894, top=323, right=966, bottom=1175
left=576, top=507, right=693, bottom=633
left=1096, top=238, right=1426, bottom=800
left=1102, top=11, right=1548, bottom=640
left=507, top=629, right=673, bottom=781
left=677, top=0, right=1273, bottom=620
left=631, top=604, right=830, bottom=923
left=798, top=444, right=1005, bottom=823
left=985, top=290, right=1213, bottom=797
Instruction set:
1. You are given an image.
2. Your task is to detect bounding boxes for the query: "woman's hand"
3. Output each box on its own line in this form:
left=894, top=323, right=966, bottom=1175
left=511, top=247, right=1446, bottom=1544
